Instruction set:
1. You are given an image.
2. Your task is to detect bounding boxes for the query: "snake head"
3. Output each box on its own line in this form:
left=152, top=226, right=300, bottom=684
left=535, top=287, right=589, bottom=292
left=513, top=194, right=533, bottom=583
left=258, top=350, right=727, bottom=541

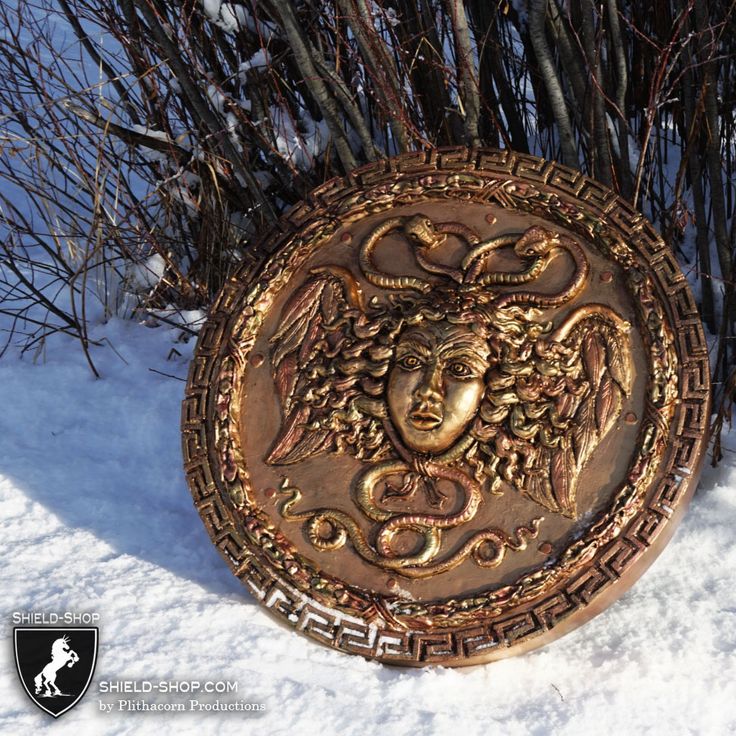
left=514, top=226, right=561, bottom=258
left=404, top=214, right=447, bottom=250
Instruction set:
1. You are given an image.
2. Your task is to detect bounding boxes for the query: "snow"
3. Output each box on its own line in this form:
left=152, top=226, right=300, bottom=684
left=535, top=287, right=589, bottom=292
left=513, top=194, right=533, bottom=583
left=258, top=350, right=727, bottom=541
left=200, top=0, right=280, bottom=41
left=269, top=105, right=330, bottom=171
left=239, top=49, right=271, bottom=76
left=205, top=84, right=228, bottom=114
left=0, top=0, right=734, bottom=730
left=0, top=315, right=734, bottom=735
left=126, top=254, right=167, bottom=294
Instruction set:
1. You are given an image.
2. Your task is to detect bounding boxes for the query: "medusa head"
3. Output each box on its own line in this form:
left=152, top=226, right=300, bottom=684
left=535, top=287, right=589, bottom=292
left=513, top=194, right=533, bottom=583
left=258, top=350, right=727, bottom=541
left=264, top=214, right=631, bottom=575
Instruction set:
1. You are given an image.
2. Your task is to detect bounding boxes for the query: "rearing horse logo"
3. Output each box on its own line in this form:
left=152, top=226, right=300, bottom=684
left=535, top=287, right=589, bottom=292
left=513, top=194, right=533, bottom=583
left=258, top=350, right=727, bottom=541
left=34, top=635, right=79, bottom=697
left=14, top=626, right=98, bottom=718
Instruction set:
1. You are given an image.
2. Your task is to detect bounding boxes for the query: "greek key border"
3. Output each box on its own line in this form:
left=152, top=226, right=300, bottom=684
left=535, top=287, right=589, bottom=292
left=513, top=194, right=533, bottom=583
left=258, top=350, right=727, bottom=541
left=182, top=147, right=710, bottom=665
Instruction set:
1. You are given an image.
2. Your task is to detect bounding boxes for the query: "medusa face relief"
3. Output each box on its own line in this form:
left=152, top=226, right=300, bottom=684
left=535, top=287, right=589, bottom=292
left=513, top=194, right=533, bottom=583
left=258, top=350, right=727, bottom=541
left=263, top=210, right=634, bottom=582
left=387, top=321, right=490, bottom=455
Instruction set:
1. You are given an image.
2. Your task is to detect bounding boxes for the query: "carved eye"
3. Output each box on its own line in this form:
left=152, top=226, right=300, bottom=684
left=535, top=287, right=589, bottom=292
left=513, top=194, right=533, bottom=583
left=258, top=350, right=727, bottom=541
left=398, top=355, right=422, bottom=371
left=449, top=362, right=472, bottom=378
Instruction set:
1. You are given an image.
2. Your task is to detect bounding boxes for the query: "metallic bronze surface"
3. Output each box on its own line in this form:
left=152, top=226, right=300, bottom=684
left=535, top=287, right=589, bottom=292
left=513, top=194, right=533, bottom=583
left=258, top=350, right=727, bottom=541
left=182, top=148, right=710, bottom=666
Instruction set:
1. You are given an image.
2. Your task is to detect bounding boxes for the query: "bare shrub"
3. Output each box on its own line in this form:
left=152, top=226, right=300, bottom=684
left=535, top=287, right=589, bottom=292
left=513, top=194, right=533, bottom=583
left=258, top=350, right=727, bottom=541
left=0, top=0, right=733, bottom=439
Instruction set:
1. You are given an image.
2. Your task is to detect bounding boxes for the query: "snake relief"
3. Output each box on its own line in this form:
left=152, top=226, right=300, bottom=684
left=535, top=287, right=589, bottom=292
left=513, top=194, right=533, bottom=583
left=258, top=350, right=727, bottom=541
left=265, top=214, right=632, bottom=578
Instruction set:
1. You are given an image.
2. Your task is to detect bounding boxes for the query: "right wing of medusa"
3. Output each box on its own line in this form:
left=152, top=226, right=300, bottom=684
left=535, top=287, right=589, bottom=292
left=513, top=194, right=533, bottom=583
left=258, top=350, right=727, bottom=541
left=505, top=305, right=632, bottom=518
left=266, top=267, right=376, bottom=466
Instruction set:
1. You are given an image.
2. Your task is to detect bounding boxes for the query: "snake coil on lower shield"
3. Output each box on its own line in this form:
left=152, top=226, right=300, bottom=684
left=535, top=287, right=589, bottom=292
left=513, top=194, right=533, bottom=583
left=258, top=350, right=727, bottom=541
left=278, top=460, right=542, bottom=579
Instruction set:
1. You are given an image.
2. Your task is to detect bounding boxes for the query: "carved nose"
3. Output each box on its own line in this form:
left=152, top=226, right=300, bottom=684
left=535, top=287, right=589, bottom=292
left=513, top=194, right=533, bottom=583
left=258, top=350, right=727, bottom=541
left=415, top=384, right=439, bottom=400
left=414, top=366, right=443, bottom=401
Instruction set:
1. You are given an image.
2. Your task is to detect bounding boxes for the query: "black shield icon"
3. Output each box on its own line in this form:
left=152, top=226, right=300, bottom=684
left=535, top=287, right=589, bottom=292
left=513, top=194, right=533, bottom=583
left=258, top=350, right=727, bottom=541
left=14, top=627, right=98, bottom=718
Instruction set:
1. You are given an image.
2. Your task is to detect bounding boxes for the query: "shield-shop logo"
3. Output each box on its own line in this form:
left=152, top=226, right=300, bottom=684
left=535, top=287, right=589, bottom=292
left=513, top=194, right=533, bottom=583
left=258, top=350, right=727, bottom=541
left=14, top=628, right=98, bottom=718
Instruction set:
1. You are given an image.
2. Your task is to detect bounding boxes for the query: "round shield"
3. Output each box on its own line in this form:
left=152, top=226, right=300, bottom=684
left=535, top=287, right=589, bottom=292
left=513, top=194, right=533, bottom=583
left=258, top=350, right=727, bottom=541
left=182, top=148, right=710, bottom=666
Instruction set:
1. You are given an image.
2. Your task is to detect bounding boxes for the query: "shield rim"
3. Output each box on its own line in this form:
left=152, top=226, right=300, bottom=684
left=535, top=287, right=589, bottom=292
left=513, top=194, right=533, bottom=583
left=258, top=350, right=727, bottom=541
left=182, top=146, right=711, bottom=666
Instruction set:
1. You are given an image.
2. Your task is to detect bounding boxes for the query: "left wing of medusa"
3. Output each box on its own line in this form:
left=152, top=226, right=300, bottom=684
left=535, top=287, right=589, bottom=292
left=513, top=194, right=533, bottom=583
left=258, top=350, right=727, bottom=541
left=266, top=267, right=383, bottom=466
left=510, top=305, right=632, bottom=518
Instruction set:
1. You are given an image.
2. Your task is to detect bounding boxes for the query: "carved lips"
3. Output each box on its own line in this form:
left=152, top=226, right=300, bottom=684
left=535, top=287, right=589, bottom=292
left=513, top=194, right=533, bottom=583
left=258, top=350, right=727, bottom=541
left=408, top=403, right=443, bottom=430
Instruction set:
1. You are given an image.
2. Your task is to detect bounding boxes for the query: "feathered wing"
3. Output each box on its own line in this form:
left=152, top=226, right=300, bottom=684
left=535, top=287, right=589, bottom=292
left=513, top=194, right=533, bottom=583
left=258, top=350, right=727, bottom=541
left=266, top=271, right=346, bottom=465
left=266, top=268, right=388, bottom=466
left=506, top=306, right=632, bottom=518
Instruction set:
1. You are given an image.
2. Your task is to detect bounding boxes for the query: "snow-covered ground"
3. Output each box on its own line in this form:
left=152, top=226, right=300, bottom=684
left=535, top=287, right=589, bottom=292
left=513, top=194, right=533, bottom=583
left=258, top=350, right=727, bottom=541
left=1, top=0, right=734, bottom=729
left=0, top=316, right=734, bottom=735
